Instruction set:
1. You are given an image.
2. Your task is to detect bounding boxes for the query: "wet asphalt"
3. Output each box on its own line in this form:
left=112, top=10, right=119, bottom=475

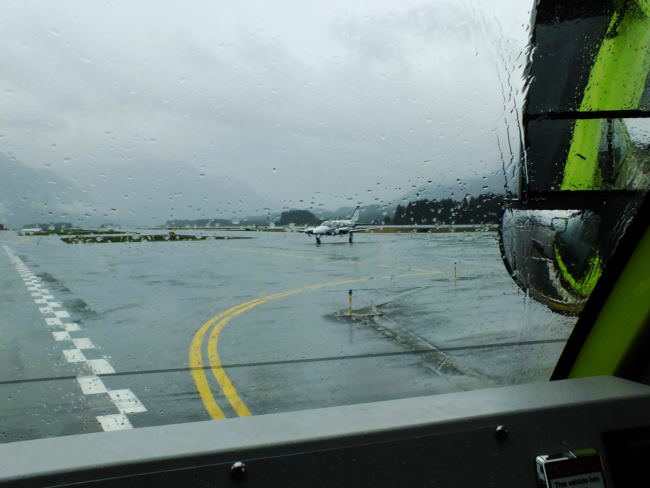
left=0, top=230, right=574, bottom=443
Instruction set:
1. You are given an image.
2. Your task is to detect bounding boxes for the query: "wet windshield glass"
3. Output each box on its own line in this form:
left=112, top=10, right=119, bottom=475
left=1, top=0, right=648, bottom=443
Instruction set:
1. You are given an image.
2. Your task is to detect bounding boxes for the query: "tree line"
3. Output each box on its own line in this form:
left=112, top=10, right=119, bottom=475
left=393, top=193, right=504, bottom=225
left=162, top=194, right=505, bottom=227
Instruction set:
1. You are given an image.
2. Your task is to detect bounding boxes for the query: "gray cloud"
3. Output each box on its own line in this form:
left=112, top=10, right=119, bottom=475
left=1, top=0, right=532, bottom=222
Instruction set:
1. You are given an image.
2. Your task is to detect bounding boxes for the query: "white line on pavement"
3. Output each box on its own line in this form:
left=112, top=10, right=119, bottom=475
left=72, top=338, right=95, bottom=350
left=4, top=245, right=146, bottom=433
left=108, top=390, right=147, bottom=414
left=87, top=359, right=116, bottom=375
left=63, top=349, right=87, bottom=363
left=52, top=331, right=71, bottom=341
left=77, top=376, right=108, bottom=395
left=96, top=414, right=133, bottom=431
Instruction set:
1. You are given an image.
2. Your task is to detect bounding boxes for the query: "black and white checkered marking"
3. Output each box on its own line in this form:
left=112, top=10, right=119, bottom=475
left=3, top=245, right=147, bottom=432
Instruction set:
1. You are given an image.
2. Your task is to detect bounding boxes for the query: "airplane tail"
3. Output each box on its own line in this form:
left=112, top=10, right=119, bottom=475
left=350, top=206, right=360, bottom=225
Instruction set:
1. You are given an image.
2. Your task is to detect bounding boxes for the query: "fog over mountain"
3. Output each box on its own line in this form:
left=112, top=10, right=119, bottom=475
left=0, top=153, right=278, bottom=227
left=0, top=150, right=506, bottom=227
left=0, top=152, right=93, bottom=227
left=68, top=160, right=279, bottom=226
left=394, top=169, right=506, bottom=205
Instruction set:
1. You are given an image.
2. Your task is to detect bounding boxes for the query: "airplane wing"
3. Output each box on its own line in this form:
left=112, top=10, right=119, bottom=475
left=330, top=226, right=370, bottom=234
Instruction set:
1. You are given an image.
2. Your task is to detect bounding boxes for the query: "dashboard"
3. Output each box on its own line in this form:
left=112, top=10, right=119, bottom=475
left=0, top=376, right=648, bottom=487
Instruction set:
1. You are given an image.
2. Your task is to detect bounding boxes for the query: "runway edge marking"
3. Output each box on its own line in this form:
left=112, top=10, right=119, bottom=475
left=2, top=245, right=147, bottom=432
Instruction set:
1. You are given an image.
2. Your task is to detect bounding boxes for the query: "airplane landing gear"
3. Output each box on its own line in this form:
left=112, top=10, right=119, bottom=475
left=349, top=232, right=353, bottom=244
left=316, top=237, right=321, bottom=245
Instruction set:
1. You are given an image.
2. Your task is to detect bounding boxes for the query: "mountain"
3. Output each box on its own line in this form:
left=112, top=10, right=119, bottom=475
left=304, top=173, right=506, bottom=225
left=67, top=161, right=279, bottom=226
left=394, top=171, right=507, bottom=206
left=279, top=172, right=507, bottom=226
left=382, top=171, right=507, bottom=225
left=0, top=153, right=95, bottom=228
left=0, top=155, right=506, bottom=228
left=314, top=204, right=393, bottom=224
left=0, top=154, right=280, bottom=227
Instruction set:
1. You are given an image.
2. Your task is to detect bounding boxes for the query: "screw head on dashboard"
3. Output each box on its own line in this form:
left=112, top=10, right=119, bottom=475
left=495, top=424, right=509, bottom=441
left=230, top=461, right=247, bottom=481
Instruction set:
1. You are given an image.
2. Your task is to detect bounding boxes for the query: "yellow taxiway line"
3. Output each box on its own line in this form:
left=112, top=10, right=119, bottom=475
left=188, top=298, right=266, bottom=419
left=206, top=300, right=264, bottom=417
left=190, top=272, right=441, bottom=419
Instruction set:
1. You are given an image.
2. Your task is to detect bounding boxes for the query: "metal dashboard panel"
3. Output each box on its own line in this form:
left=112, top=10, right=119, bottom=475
left=0, top=376, right=648, bottom=487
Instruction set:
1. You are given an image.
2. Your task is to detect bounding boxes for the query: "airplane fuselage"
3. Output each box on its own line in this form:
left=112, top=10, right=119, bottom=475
left=306, top=221, right=353, bottom=237
left=304, top=207, right=361, bottom=244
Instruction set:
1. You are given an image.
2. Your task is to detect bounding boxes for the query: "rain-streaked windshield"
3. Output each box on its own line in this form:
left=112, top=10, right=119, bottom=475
left=1, top=0, right=648, bottom=443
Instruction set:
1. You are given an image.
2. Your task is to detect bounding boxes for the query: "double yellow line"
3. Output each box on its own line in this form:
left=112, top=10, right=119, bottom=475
left=189, top=266, right=445, bottom=419
left=189, top=277, right=373, bottom=419
left=189, top=298, right=267, bottom=418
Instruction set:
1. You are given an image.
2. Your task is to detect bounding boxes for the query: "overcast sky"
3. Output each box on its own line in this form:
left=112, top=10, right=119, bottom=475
left=1, top=0, right=532, bottom=220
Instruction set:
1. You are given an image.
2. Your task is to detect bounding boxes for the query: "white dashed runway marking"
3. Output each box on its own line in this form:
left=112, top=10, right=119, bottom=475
left=3, top=245, right=147, bottom=432
left=45, top=317, right=63, bottom=327
left=53, top=331, right=72, bottom=341
left=96, top=414, right=133, bottom=431
left=108, top=390, right=147, bottom=414
left=77, top=376, right=108, bottom=395
left=87, top=359, right=116, bottom=375
left=63, top=349, right=87, bottom=363
left=72, top=338, right=95, bottom=350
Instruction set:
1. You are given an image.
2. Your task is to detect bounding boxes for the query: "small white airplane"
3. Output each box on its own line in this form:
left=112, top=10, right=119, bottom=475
left=304, top=206, right=361, bottom=244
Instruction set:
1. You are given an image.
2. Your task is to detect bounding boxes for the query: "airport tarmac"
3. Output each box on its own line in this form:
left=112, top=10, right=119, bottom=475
left=0, top=230, right=575, bottom=443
